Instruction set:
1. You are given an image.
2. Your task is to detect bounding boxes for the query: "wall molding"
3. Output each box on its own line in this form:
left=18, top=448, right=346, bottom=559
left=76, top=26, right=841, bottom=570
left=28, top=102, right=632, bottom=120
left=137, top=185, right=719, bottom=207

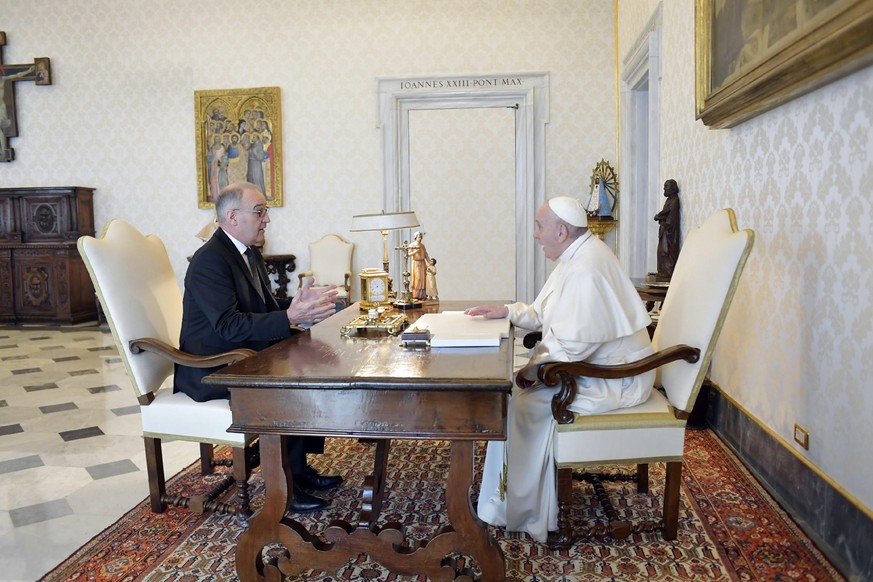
left=377, top=73, right=549, bottom=303
left=618, top=4, right=662, bottom=279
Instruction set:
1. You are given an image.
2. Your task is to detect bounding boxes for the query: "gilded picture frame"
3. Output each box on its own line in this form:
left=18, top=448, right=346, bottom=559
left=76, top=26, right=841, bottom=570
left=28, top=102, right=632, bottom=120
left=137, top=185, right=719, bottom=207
left=695, top=0, right=873, bottom=129
left=195, top=87, right=283, bottom=208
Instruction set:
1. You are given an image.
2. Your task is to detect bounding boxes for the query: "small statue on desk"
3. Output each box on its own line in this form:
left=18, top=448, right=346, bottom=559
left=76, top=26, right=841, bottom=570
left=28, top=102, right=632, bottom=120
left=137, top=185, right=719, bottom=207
left=426, top=257, right=438, bottom=301
left=408, top=231, right=430, bottom=301
left=654, top=179, right=681, bottom=279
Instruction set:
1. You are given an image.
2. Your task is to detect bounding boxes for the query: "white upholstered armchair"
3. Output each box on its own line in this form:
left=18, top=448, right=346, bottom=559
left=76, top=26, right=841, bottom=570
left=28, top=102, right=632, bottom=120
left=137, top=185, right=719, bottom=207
left=297, top=233, right=355, bottom=307
left=520, top=208, right=754, bottom=547
left=77, top=220, right=258, bottom=517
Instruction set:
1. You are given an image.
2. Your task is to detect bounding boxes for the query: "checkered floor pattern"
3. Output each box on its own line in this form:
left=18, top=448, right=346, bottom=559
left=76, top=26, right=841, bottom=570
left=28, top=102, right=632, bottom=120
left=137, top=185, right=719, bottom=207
left=0, top=324, right=200, bottom=581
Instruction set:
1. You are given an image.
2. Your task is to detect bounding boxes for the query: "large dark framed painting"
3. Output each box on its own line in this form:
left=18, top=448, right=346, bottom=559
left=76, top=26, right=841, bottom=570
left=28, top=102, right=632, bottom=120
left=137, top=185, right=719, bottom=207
left=695, top=0, right=873, bottom=128
left=194, top=87, right=283, bottom=208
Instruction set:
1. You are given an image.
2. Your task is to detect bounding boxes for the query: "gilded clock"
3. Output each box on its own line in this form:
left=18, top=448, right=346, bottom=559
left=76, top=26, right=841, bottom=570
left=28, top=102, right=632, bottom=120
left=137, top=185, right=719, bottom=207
left=359, top=269, right=391, bottom=310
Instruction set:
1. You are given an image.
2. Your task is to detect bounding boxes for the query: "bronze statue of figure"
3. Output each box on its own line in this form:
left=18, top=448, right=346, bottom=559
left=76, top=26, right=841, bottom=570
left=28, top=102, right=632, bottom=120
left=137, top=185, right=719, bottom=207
left=654, top=179, right=681, bottom=278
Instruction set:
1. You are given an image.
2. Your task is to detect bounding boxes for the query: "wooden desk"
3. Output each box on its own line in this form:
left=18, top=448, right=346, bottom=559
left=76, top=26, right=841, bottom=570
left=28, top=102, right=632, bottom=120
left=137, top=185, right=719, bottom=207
left=205, top=301, right=513, bottom=581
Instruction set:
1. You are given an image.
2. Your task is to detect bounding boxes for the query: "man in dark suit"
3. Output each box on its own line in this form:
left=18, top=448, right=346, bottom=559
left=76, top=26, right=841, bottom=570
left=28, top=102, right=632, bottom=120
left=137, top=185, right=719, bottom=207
left=176, top=181, right=342, bottom=512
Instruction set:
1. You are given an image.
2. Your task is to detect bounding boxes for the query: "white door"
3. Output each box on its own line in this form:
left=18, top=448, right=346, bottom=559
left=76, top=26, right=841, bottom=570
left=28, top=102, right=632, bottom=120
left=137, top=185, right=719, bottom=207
left=408, top=107, right=516, bottom=302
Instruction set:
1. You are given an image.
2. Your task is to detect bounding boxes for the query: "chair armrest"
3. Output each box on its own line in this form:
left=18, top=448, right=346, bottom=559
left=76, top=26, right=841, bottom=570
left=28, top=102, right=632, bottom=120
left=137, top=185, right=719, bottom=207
left=538, top=345, right=700, bottom=382
left=297, top=271, right=314, bottom=286
left=516, top=345, right=700, bottom=425
left=344, top=272, right=352, bottom=292
left=129, top=337, right=256, bottom=368
left=522, top=331, right=542, bottom=349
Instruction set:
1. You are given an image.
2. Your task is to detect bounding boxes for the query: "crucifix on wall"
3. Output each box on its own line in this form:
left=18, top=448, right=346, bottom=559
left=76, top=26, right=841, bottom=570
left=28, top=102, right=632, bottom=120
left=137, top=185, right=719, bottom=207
left=0, top=31, right=52, bottom=162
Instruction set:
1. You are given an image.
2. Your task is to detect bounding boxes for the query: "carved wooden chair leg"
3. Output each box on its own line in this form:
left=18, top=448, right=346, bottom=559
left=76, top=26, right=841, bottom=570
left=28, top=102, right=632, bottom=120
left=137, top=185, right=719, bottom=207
left=637, top=463, right=649, bottom=493
left=200, top=443, right=215, bottom=475
left=144, top=436, right=166, bottom=513
left=233, top=446, right=253, bottom=519
left=583, top=472, right=632, bottom=540
left=547, top=467, right=575, bottom=550
left=662, top=461, right=682, bottom=540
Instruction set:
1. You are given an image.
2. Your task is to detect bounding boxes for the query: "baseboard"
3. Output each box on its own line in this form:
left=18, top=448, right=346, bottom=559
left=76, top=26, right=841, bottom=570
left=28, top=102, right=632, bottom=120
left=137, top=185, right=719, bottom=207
left=705, top=386, right=872, bottom=582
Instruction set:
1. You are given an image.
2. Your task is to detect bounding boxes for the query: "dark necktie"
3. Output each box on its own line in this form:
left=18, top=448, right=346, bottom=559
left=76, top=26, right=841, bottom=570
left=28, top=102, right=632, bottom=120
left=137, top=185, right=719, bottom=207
left=244, top=247, right=265, bottom=301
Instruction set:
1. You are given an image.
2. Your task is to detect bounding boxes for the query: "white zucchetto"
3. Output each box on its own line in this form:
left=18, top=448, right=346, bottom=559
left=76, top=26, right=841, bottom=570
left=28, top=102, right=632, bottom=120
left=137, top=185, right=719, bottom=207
left=547, top=196, right=588, bottom=228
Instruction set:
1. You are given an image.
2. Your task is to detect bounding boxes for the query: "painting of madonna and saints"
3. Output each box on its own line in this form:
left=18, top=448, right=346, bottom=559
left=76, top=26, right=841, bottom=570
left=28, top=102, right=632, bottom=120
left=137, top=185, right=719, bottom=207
left=194, top=86, right=283, bottom=208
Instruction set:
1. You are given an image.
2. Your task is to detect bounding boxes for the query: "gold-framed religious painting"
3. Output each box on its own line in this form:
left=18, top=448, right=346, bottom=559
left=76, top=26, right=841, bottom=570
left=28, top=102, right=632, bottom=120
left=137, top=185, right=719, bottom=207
left=194, top=86, right=283, bottom=208
left=695, top=0, right=873, bottom=129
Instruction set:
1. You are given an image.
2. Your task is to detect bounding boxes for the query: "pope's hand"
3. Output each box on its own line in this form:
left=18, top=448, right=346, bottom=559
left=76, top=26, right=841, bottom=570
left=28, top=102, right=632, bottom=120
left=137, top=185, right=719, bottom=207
left=515, top=365, right=539, bottom=389
left=463, top=305, right=508, bottom=319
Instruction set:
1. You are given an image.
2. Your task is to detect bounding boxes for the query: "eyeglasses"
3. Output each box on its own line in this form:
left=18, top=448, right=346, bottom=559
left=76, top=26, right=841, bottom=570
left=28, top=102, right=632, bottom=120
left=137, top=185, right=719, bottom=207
left=233, top=207, right=269, bottom=218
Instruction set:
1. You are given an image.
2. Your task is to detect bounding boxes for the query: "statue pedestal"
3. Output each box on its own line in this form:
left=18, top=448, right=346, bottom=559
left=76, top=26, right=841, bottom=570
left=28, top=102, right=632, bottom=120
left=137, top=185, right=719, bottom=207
left=587, top=217, right=617, bottom=240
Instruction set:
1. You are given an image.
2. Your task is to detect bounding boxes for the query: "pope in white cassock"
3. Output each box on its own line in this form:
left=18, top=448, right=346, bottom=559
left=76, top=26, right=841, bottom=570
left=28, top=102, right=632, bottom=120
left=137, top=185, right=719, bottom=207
left=464, top=196, right=655, bottom=543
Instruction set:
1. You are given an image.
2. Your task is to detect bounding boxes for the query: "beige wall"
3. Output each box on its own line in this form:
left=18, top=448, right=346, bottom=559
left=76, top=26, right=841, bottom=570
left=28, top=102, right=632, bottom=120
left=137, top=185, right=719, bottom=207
left=618, top=1, right=873, bottom=514
left=1, top=0, right=615, bottom=301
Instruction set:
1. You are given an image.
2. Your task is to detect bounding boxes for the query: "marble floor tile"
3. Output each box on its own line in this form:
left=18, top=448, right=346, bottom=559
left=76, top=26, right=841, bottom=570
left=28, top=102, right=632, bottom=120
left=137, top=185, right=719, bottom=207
left=0, top=512, right=114, bottom=581
left=0, top=465, right=93, bottom=509
left=0, top=455, right=43, bottom=474
left=0, top=324, right=202, bottom=581
left=86, top=458, right=139, bottom=480
left=9, top=499, right=74, bottom=528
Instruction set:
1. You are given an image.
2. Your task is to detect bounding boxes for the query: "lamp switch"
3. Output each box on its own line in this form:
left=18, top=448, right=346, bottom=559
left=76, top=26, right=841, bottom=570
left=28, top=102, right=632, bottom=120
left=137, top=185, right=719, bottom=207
left=793, top=424, right=809, bottom=450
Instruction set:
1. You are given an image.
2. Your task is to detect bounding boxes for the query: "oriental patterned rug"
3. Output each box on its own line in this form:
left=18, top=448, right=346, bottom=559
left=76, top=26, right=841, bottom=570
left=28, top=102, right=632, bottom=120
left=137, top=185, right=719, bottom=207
left=42, top=430, right=843, bottom=581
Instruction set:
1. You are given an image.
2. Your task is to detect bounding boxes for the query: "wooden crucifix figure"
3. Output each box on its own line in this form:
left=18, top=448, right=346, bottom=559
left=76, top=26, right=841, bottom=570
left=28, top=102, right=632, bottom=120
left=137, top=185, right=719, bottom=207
left=1, top=31, right=52, bottom=162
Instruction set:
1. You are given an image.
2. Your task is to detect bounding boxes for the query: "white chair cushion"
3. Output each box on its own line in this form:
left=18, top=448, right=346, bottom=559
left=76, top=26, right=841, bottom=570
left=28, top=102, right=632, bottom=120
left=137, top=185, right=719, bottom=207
left=554, top=389, right=686, bottom=466
left=141, top=389, right=247, bottom=447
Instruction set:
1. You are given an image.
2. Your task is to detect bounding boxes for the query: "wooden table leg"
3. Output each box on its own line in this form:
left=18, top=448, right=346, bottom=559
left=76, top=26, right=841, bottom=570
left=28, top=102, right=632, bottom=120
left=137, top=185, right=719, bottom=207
left=236, top=434, right=292, bottom=582
left=238, top=437, right=505, bottom=581
left=445, top=441, right=505, bottom=580
left=360, top=438, right=390, bottom=529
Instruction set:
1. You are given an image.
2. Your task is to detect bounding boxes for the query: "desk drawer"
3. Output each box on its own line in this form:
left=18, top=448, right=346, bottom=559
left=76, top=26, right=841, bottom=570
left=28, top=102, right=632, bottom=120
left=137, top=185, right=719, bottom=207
left=229, top=387, right=507, bottom=440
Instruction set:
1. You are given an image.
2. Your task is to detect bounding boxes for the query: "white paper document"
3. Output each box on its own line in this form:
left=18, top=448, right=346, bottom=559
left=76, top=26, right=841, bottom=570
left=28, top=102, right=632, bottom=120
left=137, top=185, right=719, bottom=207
left=412, top=311, right=510, bottom=347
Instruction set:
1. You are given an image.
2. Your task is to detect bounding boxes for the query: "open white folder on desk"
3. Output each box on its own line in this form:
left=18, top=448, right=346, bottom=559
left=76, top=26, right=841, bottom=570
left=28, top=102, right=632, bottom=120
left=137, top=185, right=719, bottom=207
left=413, top=311, right=510, bottom=347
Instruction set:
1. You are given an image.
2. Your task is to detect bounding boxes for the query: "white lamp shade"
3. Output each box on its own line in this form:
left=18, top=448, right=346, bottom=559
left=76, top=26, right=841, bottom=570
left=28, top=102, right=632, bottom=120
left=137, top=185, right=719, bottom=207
left=350, top=211, right=420, bottom=232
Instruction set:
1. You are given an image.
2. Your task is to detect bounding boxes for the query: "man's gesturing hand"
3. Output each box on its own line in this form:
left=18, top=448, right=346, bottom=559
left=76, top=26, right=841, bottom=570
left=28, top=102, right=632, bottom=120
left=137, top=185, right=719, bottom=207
left=287, top=277, right=339, bottom=326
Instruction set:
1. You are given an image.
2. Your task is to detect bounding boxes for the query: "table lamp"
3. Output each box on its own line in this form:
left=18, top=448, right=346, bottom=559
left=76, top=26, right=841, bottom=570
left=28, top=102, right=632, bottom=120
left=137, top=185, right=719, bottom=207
left=195, top=218, right=218, bottom=242
left=350, top=210, right=420, bottom=274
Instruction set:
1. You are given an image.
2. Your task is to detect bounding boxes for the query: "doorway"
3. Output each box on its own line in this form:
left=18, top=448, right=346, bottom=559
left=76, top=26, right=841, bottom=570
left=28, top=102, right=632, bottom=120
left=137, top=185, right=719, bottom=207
left=619, top=6, right=662, bottom=280
left=408, top=108, right=515, bottom=301
left=378, top=73, right=549, bottom=303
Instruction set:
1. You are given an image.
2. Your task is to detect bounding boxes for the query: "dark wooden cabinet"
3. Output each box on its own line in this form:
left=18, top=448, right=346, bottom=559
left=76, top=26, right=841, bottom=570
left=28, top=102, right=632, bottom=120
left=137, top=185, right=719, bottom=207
left=0, top=186, right=98, bottom=324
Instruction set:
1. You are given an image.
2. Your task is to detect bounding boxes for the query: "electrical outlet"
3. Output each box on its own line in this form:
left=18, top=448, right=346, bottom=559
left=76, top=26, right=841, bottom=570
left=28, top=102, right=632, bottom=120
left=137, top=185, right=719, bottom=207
left=794, top=424, right=809, bottom=450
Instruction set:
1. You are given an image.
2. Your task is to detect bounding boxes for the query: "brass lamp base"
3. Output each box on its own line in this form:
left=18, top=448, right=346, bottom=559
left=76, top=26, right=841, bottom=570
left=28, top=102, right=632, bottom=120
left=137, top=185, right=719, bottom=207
left=393, top=297, right=422, bottom=309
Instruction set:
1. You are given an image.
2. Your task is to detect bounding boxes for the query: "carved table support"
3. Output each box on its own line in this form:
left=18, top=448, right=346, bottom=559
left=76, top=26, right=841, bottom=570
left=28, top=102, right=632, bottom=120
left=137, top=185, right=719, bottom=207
left=235, top=436, right=504, bottom=581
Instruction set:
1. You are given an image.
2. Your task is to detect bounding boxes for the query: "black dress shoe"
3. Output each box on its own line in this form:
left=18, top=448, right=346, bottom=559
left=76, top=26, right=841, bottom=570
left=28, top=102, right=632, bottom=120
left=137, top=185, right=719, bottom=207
left=288, top=484, right=328, bottom=513
left=293, top=465, right=343, bottom=491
